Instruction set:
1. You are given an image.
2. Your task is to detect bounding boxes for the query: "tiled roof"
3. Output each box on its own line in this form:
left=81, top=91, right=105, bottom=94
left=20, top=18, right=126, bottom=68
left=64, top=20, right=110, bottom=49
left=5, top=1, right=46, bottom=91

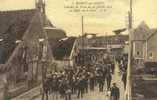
left=0, top=9, right=36, bottom=39
left=0, top=9, right=37, bottom=64
left=146, top=29, right=157, bottom=41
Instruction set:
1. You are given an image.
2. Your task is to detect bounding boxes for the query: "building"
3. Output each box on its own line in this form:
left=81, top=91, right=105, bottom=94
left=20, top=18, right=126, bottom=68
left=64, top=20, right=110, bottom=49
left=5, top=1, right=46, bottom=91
left=0, top=0, right=54, bottom=98
left=145, top=29, right=157, bottom=62
left=45, top=27, right=67, bottom=39
left=47, top=35, right=76, bottom=69
left=132, top=21, right=157, bottom=100
left=132, top=21, right=157, bottom=62
left=73, top=33, right=129, bottom=66
left=132, top=21, right=149, bottom=60
left=44, top=25, right=77, bottom=69
left=81, top=34, right=128, bottom=48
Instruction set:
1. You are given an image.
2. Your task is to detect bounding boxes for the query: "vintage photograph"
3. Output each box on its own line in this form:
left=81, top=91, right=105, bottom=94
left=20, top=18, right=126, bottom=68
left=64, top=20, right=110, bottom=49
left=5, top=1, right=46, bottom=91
left=0, top=0, right=157, bottom=100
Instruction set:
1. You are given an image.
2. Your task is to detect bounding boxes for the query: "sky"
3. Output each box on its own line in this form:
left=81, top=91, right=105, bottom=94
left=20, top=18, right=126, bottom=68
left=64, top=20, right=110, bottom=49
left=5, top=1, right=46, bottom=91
left=0, top=0, right=157, bottom=36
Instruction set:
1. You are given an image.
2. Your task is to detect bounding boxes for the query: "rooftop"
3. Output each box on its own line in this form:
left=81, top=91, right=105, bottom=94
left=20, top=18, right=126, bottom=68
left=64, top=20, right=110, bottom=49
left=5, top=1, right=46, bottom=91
left=0, top=9, right=38, bottom=64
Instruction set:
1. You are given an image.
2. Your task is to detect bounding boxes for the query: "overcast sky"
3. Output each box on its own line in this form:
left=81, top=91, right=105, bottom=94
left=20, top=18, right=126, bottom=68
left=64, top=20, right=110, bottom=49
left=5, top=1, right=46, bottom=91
left=0, top=0, right=157, bottom=36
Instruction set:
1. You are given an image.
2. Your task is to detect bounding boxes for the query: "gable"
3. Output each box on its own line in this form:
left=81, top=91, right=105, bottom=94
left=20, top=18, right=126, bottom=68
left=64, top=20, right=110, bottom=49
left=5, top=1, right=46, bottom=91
left=2, top=11, right=53, bottom=72
left=0, top=9, right=36, bottom=64
left=132, top=21, right=150, bottom=41
left=146, top=29, right=157, bottom=41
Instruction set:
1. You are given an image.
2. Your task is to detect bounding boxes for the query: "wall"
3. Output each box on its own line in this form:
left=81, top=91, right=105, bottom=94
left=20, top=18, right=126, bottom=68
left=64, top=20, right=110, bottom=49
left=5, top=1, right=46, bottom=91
left=146, top=32, right=157, bottom=61
left=133, top=41, right=145, bottom=59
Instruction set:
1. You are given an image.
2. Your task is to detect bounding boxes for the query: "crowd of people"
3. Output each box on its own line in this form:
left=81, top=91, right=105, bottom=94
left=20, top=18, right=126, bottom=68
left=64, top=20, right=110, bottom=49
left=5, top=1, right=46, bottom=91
left=116, top=54, right=128, bottom=90
left=41, top=57, right=124, bottom=100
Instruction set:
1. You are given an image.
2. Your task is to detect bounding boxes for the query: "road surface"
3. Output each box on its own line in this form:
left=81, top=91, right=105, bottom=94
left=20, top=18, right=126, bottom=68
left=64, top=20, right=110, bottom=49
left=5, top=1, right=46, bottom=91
left=12, top=62, right=125, bottom=100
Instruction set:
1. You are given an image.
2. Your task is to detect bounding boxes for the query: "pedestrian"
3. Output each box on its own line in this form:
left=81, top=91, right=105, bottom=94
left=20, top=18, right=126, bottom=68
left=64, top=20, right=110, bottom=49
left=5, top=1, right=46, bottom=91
left=84, top=72, right=89, bottom=93
left=106, top=72, right=112, bottom=90
left=42, top=78, right=49, bottom=100
left=71, top=76, right=76, bottom=94
left=122, top=71, right=127, bottom=90
left=89, top=72, right=95, bottom=91
left=77, top=76, right=84, bottom=98
left=97, top=70, right=104, bottom=92
left=59, top=77, right=66, bottom=98
left=51, top=75, right=59, bottom=100
left=65, top=81, right=72, bottom=100
left=111, top=62, right=115, bottom=74
left=110, top=83, right=120, bottom=100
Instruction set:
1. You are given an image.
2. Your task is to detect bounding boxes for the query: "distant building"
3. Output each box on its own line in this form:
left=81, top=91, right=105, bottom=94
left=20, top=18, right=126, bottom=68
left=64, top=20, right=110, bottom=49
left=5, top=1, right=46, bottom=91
left=45, top=27, right=66, bottom=39
left=76, top=33, right=128, bottom=49
left=47, top=36, right=76, bottom=69
left=74, top=33, right=129, bottom=66
left=44, top=26, right=76, bottom=69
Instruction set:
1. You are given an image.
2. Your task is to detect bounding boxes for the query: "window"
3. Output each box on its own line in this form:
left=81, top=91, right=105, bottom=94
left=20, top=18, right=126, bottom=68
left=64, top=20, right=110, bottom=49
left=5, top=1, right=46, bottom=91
left=149, top=52, right=153, bottom=59
left=137, top=51, right=140, bottom=55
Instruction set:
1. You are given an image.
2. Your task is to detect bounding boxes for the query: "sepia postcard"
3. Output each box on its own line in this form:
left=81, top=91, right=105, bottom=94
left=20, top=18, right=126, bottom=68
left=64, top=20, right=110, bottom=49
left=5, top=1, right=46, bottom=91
left=0, top=0, right=157, bottom=100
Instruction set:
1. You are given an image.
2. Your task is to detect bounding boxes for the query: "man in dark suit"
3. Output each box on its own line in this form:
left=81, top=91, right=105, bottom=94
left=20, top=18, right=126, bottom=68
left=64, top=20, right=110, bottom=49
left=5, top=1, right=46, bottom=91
left=77, top=76, right=84, bottom=98
left=111, top=83, right=120, bottom=100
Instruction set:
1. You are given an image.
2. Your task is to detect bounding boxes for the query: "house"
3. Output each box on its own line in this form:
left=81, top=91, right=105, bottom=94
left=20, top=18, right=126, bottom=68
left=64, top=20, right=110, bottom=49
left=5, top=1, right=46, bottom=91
left=145, top=29, right=157, bottom=62
left=132, top=21, right=150, bottom=60
left=0, top=0, right=54, bottom=98
left=132, top=22, right=157, bottom=100
left=132, top=21, right=157, bottom=62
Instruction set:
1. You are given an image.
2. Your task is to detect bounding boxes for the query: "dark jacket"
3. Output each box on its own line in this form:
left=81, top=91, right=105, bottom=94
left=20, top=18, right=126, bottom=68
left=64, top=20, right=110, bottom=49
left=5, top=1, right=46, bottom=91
left=111, top=86, right=120, bottom=100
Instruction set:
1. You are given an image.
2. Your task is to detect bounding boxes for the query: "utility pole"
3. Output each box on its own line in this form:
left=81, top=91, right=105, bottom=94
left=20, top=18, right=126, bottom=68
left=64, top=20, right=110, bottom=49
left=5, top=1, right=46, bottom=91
left=36, top=0, right=47, bottom=100
left=126, top=0, right=133, bottom=99
left=105, top=32, right=110, bottom=53
left=82, top=16, right=84, bottom=37
left=129, top=0, right=132, bottom=29
left=81, top=16, right=85, bottom=65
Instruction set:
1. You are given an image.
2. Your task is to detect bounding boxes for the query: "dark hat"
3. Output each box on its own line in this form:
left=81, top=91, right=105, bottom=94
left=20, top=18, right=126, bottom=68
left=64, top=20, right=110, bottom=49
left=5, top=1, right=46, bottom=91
left=113, top=83, right=116, bottom=86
